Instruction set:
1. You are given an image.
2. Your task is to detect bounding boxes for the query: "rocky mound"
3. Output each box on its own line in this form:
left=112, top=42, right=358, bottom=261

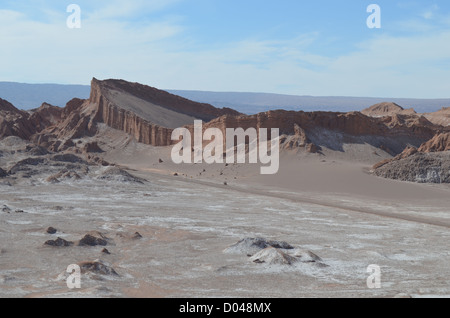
left=76, top=231, right=111, bottom=247
left=78, top=260, right=119, bottom=276
left=250, top=247, right=299, bottom=265
left=225, top=237, right=325, bottom=267
left=96, top=167, right=146, bottom=184
left=44, top=237, right=74, bottom=247
left=224, top=237, right=293, bottom=256
left=374, top=152, right=450, bottom=183
left=362, top=102, right=416, bottom=117
left=373, top=130, right=450, bottom=183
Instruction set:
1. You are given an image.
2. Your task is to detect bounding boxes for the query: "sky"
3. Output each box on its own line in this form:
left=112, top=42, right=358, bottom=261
left=1, top=0, right=450, bottom=98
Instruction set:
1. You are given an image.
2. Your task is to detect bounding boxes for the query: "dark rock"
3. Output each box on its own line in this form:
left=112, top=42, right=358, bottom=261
left=101, top=248, right=111, bottom=254
left=83, top=141, right=103, bottom=153
left=1, top=205, right=11, bottom=213
left=78, top=260, right=118, bottom=276
left=25, top=144, right=49, bottom=156
left=78, top=234, right=108, bottom=247
left=50, top=154, right=87, bottom=164
left=8, top=157, right=46, bottom=174
left=132, top=232, right=142, bottom=240
left=46, top=227, right=57, bottom=234
left=0, top=167, right=7, bottom=178
left=158, top=158, right=163, bottom=163
left=44, top=237, right=74, bottom=247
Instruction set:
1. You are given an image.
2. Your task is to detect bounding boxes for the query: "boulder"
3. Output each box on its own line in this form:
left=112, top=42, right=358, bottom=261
left=78, top=260, right=118, bottom=276
left=46, top=227, right=57, bottom=234
left=78, top=233, right=108, bottom=247
left=44, top=237, right=74, bottom=247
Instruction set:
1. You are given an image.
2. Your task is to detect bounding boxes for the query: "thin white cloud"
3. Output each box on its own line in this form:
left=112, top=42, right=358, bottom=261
left=1, top=2, right=450, bottom=99
left=87, top=0, right=181, bottom=20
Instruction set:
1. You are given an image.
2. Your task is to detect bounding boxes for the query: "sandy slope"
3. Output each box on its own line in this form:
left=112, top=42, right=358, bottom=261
left=94, top=125, right=450, bottom=222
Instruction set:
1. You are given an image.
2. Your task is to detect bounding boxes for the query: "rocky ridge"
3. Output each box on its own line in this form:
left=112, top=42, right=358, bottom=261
left=1, top=78, right=450, bottom=183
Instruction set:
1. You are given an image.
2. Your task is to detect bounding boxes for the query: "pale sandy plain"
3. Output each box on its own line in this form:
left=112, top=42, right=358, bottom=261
left=1, top=127, right=450, bottom=298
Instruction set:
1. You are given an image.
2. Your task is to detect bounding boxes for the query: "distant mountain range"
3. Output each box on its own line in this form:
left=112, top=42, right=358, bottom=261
left=1, top=81, right=450, bottom=114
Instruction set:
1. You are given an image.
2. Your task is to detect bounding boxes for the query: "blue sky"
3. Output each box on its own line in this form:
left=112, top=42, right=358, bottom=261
left=1, top=0, right=450, bottom=98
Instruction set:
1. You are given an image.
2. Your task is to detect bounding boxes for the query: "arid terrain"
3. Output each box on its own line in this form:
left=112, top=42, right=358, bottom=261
left=1, top=79, right=450, bottom=298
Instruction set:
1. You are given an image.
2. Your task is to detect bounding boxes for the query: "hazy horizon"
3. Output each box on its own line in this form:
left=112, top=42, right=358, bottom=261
left=2, top=80, right=450, bottom=114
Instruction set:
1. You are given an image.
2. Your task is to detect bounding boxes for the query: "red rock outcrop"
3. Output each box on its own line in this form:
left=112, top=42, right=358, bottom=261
left=373, top=132, right=450, bottom=170
left=91, top=78, right=240, bottom=122
left=418, top=132, right=450, bottom=152
left=201, top=109, right=437, bottom=142
left=28, top=103, right=64, bottom=132
left=0, top=98, right=35, bottom=140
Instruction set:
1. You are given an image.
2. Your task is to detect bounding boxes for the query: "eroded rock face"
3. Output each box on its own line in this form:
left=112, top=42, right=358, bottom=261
left=0, top=98, right=35, bottom=140
left=1, top=78, right=448, bottom=167
left=374, top=152, right=450, bottom=183
left=90, top=78, right=241, bottom=122
left=373, top=131, right=450, bottom=183
left=418, top=132, right=450, bottom=153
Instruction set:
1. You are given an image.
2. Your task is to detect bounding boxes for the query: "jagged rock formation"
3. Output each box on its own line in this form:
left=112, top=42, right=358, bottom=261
left=0, top=98, right=35, bottom=140
left=30, top=78, right=241, bottom=150
left=373, top=132, right=450, bottom=183
left=200, top=109, right=440, bottom=155
left=418, top=132, right=450, bottom=152
left=1, top=78, right=446, bottom=155
left=2, top=77, right=450, bottom=184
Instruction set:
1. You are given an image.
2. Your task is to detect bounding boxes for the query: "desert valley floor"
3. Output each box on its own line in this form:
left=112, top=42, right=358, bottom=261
left=1, top=145, right=449, bottom=298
